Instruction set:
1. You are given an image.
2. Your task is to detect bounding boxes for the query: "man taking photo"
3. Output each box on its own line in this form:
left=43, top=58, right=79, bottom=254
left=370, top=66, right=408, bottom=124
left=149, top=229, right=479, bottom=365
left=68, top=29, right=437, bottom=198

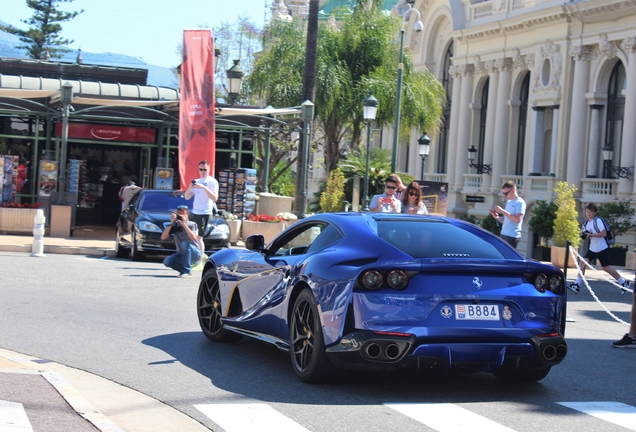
left=161, top=205, right=201, bottom=278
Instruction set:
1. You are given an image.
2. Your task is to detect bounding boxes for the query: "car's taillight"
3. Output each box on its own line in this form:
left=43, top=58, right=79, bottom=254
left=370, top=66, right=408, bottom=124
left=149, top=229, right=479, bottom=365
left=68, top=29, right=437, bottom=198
left=360, top=269, right=409, bottom=291
left=361, top=270, right=383, bottom=290
left=387, top=269, right=408, bottom=290
left=532, top=273, right=563, bottom=294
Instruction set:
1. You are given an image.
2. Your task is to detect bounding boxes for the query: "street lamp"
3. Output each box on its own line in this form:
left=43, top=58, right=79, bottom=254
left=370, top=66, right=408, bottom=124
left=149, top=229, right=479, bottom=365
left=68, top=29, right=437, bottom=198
left=391, top=1, right=424, bottom=173
left=603, top=145, right=635, bottom=180
left=299, top=100, right=315, bottom=217
left=362, top=93, right=379, bottom=211
left=214, top=39, right=221, bottom=73
left=57, top=81, right=73, bottom=204
left=418, top=133, right=430, bottom=179
left=226, top=59, right=244, bottom=105
left=467, top=145, right=492, bottom=175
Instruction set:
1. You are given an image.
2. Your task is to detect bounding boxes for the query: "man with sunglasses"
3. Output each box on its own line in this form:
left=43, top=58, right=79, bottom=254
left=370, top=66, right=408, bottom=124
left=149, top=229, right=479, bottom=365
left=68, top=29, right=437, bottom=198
left=161, top=205, right=201, bottom=278
left=491, top=181, right=526, bottom=249
left=369, top=175, right=402, bottom=213
left=185, top=160, right=219, bottom=269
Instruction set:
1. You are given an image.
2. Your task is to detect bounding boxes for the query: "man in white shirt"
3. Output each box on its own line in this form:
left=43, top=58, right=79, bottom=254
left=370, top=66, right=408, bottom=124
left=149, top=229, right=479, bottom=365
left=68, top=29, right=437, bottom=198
left=369, top=175, right=402, bottom=213
left=184, top=160, right=218, bottom=268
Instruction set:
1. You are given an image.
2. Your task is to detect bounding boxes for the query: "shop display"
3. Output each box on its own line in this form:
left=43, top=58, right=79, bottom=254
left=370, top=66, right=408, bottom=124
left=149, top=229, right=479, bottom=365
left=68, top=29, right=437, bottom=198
left=38, top=160, right=58, bottom=197
left=217, top=168, right=257, bottom=219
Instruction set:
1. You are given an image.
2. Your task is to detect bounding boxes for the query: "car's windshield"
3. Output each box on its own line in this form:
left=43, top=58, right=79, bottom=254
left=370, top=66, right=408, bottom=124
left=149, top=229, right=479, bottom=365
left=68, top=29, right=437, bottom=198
left=374, top=220, right=506, bottom=259
left=139, top=193, right=192, bottom=212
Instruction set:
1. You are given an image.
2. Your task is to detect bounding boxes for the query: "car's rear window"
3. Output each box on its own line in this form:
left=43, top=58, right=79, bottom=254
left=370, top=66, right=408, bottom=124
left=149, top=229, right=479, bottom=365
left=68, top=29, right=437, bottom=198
left=374, top=220, right=505, bottom=259
left=139, top=193, right=191, bottom=211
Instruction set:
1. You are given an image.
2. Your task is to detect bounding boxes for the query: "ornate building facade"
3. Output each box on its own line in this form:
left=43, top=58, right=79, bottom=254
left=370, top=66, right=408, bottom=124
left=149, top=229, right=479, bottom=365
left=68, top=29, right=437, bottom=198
left=390, top=0, right=636, bottom=255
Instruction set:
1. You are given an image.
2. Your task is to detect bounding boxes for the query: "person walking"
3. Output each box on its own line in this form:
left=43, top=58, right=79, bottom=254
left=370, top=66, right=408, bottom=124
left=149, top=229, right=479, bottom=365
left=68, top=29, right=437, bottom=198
left=567, top=203, right=631, bottom=294
left=161, top=205, right=201, bottom=278
left=401, top=181, right=428, bottom=214
left=490, top=181, right=526, bottom=249
left=184, top=160, right=218, bottom=269
left=613, top=293, right=636, bottom=348
left=369, top=175, right=402, bottom=213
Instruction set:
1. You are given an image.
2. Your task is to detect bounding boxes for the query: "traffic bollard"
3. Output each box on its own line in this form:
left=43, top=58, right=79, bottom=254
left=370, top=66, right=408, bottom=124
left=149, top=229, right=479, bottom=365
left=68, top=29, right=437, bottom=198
left=31, top=209, right=45, bottom=257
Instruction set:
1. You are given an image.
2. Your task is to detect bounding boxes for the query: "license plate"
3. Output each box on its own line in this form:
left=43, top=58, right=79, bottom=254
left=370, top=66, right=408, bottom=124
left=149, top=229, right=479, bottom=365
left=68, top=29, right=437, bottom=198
left=455, top=304, right=500, bottom=321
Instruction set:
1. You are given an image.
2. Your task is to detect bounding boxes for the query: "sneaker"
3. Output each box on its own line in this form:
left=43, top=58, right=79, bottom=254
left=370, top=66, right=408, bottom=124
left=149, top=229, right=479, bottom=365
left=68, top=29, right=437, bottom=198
left=202, top=253, right=209, bottom=262
left=612, top=333, right=636, bottom=348
left=567, top=283, right=580, bottom=294
left=178, top=273, right=192, bottom=278
left=191, top=262, right=203, bottom=272
left=621, top=280, right=631, bottom=295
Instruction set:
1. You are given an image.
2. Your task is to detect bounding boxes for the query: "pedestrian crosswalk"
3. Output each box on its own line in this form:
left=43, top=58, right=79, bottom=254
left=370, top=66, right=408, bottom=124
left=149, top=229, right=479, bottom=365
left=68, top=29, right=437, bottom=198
left=194, top=401, right=636, bottom=432
left=0, top=400, right=32, bottom=432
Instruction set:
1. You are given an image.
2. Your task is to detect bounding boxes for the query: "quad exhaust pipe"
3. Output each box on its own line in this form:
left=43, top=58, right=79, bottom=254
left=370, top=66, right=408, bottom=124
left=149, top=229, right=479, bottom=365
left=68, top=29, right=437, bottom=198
left=362, top=341, right=406, bottom=362
left=541, top=344, right=567, bottom=361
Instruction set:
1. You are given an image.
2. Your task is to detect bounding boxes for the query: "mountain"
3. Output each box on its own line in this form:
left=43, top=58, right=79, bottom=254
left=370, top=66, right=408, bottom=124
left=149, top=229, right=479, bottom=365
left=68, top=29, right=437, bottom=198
left=0, top=20, right=178, bottom=89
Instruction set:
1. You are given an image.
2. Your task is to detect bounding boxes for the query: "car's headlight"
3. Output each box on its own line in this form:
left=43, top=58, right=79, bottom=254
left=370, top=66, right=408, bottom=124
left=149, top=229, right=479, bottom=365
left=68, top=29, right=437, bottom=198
left=138, top=221, right=162, bottom=232
left=209, top=224, right=230, bottom=235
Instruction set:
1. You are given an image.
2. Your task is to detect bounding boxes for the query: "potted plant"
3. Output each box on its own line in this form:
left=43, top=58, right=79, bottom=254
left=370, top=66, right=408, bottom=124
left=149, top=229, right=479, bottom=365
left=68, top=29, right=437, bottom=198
left=0, top=201, right=42, bottom=233
left=528, top=200, right=558, bottom=261
left=598, top=200, right=636, bottom=266
left=551, top=182, right=581, bottom=268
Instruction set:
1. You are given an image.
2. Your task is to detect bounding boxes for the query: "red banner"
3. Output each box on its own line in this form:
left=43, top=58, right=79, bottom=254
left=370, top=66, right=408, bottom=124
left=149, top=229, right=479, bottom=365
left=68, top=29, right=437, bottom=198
left=179, top=30, right=216, bottom=190
left=55, top=123, right=156, bottom=143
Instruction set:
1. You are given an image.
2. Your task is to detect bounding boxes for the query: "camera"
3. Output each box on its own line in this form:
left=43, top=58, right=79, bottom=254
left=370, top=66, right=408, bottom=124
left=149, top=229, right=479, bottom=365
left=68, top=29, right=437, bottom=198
left=192, top=180, right=197, bottom=185
left=176, top=214, right=185, bottom=221
left=580, top=231, right=590, bottom=240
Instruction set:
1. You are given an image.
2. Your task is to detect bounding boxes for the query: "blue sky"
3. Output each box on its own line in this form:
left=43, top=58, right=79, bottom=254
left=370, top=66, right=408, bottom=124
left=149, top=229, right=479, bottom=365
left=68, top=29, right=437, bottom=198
left=4, top=0, right=268, bottom=68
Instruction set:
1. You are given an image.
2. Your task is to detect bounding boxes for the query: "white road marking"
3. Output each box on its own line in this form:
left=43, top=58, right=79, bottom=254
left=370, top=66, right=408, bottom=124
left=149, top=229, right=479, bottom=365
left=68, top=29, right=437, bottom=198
left=384, top=403, right=516, bottom=432
left=0, top=400, right=33, bottom=432
left=557, top=401, right=636, bottom=431
left=195, top=403, right=310, bottom=432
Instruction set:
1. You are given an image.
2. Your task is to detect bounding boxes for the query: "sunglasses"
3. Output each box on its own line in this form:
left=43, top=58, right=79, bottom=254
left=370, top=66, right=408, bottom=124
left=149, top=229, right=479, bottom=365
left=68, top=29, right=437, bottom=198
left=199, top=168, right=209, bottom=171
left=408, top=192, right=419, bottom=197
left=386, top=185, right=397, bottom=190
left=176, top=205, right=188, bottom=210
left=502, top=189, right=512, bottom=196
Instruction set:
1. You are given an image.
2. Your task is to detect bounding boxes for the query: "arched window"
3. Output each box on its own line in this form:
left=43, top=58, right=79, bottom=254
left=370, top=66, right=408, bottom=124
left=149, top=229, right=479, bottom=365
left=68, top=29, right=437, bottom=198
left=476, top=78, right=489, bottom=167
left=436, top=41, right=453, bottom=173
left=604, top=61, right=626, bottom=177
left=515, top=73, right=530, bottom=175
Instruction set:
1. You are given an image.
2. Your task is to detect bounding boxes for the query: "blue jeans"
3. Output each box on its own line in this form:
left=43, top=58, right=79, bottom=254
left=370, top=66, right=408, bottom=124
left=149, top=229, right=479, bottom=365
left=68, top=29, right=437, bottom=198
left=163, top=241, right=201, bottom=275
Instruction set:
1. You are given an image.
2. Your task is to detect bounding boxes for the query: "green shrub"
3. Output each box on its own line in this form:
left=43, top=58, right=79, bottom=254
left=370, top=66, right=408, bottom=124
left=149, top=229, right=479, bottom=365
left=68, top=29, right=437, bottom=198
left=319, top=169, right=346, bottom=213
left=528, top=200, right=558, bottom=246
left=598, top=200, right=636, bottom=238
left=553, top=182, right=581, bottom=249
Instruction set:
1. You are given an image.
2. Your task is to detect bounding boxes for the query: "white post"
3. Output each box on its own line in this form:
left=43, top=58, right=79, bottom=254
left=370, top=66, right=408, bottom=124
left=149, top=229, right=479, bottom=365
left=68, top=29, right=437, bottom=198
left=31, top=209, right=45, bottom=257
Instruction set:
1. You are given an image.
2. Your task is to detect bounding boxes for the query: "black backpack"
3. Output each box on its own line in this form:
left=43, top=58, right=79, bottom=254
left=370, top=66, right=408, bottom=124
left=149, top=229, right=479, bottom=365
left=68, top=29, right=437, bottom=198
left=592, top=216, right=615, bottom=247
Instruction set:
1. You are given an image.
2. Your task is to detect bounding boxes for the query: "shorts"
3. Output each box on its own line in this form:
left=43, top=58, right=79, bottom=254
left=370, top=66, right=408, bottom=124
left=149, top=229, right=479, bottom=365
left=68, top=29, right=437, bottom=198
left=500, top=234, right=520, bottom=249
left=189, top=213, right=210, bottom=237
left=584, top=248, right=610, bottom=267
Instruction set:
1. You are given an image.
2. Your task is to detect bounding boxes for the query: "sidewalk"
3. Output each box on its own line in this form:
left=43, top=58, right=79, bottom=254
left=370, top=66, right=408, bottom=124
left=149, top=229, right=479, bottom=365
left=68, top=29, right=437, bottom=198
left=0, top=226, right=211, bottom=432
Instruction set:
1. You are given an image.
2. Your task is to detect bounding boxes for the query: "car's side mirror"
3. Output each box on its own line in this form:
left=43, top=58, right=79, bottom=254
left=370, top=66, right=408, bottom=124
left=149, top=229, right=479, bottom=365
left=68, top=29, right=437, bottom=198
left=245, top=234, right=265, bottom=252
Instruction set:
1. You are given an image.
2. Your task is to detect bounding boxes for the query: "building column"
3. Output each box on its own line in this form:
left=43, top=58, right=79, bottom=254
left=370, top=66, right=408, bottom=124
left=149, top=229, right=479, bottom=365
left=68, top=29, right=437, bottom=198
left=621, top=38, right=636, bottom=195
left=483, top=60, right=499, bottom=188
left=445, top=65, right=462, bottom=186
left=453, top=64, right=475, bottom=187
left=490, top=58, right=512, bottom=189
left=566, top=45, right=593, bottom=188
left=530, top=106, right=546, bottom=175
left=549, top=105, right=559, bottom=176
left=587, top=104, right=603, bottom=178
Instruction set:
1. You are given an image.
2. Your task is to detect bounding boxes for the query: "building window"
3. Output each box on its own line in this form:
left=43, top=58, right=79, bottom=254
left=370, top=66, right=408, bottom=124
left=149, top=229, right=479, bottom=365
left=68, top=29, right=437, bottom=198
left=515, top=73, right=529, bottom=176
left=604, top=61, right=626, bottom=176
left=436, top=41, right=453, bottom=174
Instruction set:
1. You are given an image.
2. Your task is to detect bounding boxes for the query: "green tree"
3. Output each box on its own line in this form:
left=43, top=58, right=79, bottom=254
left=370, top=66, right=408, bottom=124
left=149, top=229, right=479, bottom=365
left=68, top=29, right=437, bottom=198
left=528, top=200, right=558, bottom=246
left=1, top=0, right=83, bottom=59
left=598, top=200, right=636, bottom=238
left=553, top=182, right=581, bottom=249
left=249, top=0, right=445, bottom=174
left=319, top=169, right=345, bottom=212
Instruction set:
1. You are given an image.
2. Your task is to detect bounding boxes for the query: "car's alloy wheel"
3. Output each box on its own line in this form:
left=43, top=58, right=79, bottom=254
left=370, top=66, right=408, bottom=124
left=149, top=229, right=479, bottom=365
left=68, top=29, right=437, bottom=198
left=290, top=289, right=335, bottom=383
left=197, top=269, right=241, bottom=342
left=115, top=227, right=129, bottom=258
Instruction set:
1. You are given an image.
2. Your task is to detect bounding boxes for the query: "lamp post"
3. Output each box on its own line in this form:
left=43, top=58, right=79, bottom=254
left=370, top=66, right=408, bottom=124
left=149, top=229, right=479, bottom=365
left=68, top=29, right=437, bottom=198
left=362, top=93, right=379, bottom=211
left=57, top=81, right=73, bottom=205
left=262, top=106, right=274, bottom=193
left=418, top=133, right=430, bottom=180
left=603, top=144, right=635, bottom=180
left=214, top=39, right=221, bottom=74
left=467, top=145, right=492, bottom=175
left=299, top=100, right=315, bottom=217
left=391, top=2, right=423, bottom=173
left=226, top=59, right=244, bottom=105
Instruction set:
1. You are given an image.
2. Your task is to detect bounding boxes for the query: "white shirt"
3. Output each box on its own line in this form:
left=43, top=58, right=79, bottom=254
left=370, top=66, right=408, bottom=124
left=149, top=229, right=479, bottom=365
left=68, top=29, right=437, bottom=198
left=582, top=217, right=608, bottom=253
left=191, top=176, right=219, bottom=215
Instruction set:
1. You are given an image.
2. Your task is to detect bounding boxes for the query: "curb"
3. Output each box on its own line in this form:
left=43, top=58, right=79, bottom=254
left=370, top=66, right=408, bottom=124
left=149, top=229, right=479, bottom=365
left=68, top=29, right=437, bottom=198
left=0, top=244, right=115, bottom=256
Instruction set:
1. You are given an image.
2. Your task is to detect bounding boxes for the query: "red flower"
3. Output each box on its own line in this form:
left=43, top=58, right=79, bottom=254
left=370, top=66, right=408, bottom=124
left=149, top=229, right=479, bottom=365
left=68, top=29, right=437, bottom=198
left=0, top=201, right=42, bottom=209
left=248, top=214, right=285, bottom=223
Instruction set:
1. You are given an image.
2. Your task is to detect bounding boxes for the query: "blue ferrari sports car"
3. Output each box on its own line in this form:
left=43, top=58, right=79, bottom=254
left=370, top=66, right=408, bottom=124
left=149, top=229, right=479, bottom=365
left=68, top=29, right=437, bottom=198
left=196, top=213, right=567, bottom=383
